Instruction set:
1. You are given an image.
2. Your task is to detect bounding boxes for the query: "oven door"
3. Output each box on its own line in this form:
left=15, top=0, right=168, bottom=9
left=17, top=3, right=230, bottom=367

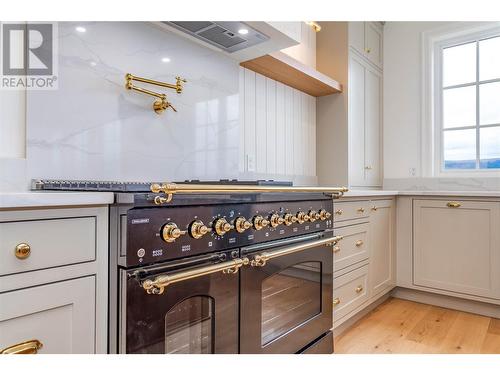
left=120, top=250, right=242, bottom=354
left=240, top=232, right=338, bottom=354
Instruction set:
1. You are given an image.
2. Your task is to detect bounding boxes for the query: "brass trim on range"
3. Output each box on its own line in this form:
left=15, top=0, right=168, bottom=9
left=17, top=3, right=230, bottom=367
left=1, top=339, right=43, bottom=354
left=125, top=73, right=186, bottom=114
left=249, top=235, right=343, bottom=267
left=142, top=257, right=250, bottom=295
left=151, top=182, right=349, bottom=204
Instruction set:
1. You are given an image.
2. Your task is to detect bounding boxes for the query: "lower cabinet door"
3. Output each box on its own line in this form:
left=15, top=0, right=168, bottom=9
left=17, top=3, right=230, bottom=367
left=413, top=199, right=500, bottom=299
left=0, top=276, right=96, bottom=354
left=333, top=264, right=369, bottom=323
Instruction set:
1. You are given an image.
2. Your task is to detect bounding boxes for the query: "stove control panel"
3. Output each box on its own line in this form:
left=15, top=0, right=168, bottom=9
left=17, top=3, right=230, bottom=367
left=126, top=199, right=333, bottom=267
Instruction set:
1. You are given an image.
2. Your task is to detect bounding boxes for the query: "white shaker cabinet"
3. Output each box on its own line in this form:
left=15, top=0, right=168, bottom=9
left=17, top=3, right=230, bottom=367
left=369, top=199, right=395, bottom=297
left=348, top=22, right=383, bottom=69
left=0, top=277, right=96, bottom=354
left=348, top=53, right=382, bottom=187
left=413, top=199, right=500, bottom=299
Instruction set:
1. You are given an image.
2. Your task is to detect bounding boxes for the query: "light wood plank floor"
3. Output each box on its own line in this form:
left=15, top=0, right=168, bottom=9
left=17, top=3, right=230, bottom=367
left=335, top=297, right=500, bottom=354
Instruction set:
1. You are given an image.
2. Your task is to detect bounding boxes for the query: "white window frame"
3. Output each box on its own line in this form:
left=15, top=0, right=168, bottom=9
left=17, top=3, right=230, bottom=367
left=421, top=22, right=500, bottom=177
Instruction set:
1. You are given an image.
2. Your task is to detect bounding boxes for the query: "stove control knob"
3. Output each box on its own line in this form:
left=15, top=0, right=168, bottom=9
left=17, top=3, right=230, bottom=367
left=296, top=211, right=310, bottom=224
left=253, top=215, right=270, bottom=230
left=190, top=220, right=210, bottom=239
left=161, top=222, right=187, bottom=243
left=213, top=218, right=234, bottom=236
left=235, top=217, right=252, bottom=233
left=308, top=210, right=320, bottom=222
left=319, top=209, right=332, bottom=221
left=283, top=213, right=297, bottom=226
left=269, top=213, right=284, bottom=228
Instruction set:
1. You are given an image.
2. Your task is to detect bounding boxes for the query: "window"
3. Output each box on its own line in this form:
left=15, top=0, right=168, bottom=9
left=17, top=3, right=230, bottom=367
left=437, top=31, right=500, bottom=171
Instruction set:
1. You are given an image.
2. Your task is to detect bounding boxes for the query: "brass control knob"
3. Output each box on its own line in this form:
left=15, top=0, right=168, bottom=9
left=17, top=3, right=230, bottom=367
left=213, top=218, right=233, bottom=236
left=308, top=210, right=320, bottom=222
left=269, top=213, right=284, bottom=228
left=235, top=217, right=252, bottom=233
left=189, top=220, right=210, bottom=239
left=162, top=222, right=187, bottom=243
left=319, top=209, right=331, bottom=221
left=296, top=211, right=310, bottom=224
left=253, top=215, right=270, bottom=230
left=283, top=213, right=297, bottom=226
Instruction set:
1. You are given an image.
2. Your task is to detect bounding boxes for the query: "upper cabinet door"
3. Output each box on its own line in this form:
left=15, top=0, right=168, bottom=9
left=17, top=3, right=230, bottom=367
left=348, top=55, right=366, bottom=187
left=364, top=67, right=382, bottom=186
left=364, top=22, right=383, bottom=69
left=348, top=22, right=365, bottom=55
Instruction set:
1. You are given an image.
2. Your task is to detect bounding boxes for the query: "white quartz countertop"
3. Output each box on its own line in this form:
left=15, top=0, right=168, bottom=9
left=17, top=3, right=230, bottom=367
left=0, top=191, right=115, bottom=209
left=343, top=189, right=500, bottom=198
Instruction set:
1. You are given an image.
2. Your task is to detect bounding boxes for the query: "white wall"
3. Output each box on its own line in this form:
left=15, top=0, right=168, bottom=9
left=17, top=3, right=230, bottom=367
left=0, top=22, right=317, bottom=191
left=383, top=21, right=451, bottom=180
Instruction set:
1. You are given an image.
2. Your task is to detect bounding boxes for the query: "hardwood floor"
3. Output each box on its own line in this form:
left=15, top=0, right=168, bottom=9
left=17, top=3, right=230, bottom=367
left=334, top=297, right=500, bottom=353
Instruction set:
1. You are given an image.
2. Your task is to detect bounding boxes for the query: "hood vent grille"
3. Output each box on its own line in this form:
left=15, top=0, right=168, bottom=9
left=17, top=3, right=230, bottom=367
left=165, top=21, right=269, bottom=53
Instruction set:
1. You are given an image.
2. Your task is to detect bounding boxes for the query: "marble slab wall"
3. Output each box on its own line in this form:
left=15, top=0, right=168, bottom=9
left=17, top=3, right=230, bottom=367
left=26, top=22, right=240, bottom=183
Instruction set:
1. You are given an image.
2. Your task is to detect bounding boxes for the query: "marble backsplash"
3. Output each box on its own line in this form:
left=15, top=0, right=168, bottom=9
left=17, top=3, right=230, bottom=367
left=26, top=22, right=240, bottom=183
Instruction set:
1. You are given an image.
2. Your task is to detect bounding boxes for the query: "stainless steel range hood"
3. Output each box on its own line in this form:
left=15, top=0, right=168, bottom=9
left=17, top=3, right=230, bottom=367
left=164, top=21, right=269, bottom=53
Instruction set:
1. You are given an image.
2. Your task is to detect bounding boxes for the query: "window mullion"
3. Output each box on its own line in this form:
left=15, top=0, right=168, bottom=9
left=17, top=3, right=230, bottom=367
left=475, top=40, right=480, bottom=169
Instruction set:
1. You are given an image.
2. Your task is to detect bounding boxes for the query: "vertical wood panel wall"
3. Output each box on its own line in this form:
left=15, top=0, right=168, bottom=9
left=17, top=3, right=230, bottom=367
left=239, top=67, right=316, bottom=178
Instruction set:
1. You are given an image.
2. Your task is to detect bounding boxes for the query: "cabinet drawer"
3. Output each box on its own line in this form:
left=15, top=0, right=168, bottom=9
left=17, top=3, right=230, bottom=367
left=333, top=264, right=369, bottom=322
left=0, top=216, right=96, bottom=276
left=0, top=276, right=96, bottom=354
left=333, top=201, right=370, bottom=222
left=333, top=223, right=369, bottom=271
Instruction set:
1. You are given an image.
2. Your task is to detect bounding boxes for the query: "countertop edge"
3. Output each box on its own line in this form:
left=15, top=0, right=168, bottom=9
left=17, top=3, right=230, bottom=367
left=0, top=192, right=115, bottom=209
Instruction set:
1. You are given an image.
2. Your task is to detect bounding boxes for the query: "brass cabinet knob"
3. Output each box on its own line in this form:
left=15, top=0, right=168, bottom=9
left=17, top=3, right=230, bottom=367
left=296, top=211, right=309, bottom=224
left=333, top=245, right=341, bottom=253
left=269, top=213, right=284, bottom=228
left=15, top=243, right=31, bottom=260
left=355, top=285, right=364, bottom=294
left=365, top=47, right=371, bottom=53
left=335, top=209, right=343, bottom=216
left=333, top=298, right=341, bottom=306
left=355, top=239, right=364, bottom=247
left=162, top=222, right=187, bottom=242
left=235, top=217, right=252, bottom=233
left=308, top=210, right=320, bottom=222
left=1, top=339, right=43, bottom=354
left=189, top=220, right=210, bottom=239
left=214, top=218, right=234, bottom=236
left=357, top=207, right=365, bottom=213
left=365, top=165, right=372, bottom=170
left=371, top=206, right=378, bottom=211
left=283, top=213, right=297, bottom=226
left=447, top=202, right=462, bottom=208
left=252, top=215, right=269, bottom=230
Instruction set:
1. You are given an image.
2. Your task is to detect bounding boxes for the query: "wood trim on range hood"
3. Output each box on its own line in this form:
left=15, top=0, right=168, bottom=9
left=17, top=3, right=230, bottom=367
left=240, top=51, right=342, bottom=97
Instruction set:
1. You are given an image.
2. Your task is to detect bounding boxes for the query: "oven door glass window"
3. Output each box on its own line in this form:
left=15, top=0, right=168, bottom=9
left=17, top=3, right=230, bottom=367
left=261, top=261, right=321, bottom=346
left=164, top=296, right=215, bottom=354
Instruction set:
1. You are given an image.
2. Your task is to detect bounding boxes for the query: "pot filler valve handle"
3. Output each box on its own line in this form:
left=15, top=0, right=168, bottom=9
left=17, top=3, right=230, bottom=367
left=249, top=235, right=343, bottom=268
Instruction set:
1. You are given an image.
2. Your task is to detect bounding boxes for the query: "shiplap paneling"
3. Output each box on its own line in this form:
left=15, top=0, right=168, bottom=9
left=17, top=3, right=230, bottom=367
left=240, top=67, right=317, bottom=178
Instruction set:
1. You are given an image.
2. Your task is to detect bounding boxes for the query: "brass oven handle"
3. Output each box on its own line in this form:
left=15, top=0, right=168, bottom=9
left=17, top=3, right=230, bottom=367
left=142, top=257, right=249, bottom=295
left=250, top=235, right=343, bottom=267
left=1, top=339, right=43, bottom=354
left=447, top=201, right=461, bottom=208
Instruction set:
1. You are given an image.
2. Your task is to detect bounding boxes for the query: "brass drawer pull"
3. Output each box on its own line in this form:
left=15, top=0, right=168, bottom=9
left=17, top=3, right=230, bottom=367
left=333, top=245, right=341, bottom=253
left=335, top=209, right=343, bottom=215
left=371, top=206, right=377, bottom=211
left=355, top=240, right=364, bottom=247
left=365, top=48, right=371, bottom=53
left=355, top=285, right=364, bottom=294
left=15, top=243, right=31, bottom=260
left=447, top=202, right=461, bottom=208
left=333, top=298, right=341, bottom=306
left=1, top=339, right=43, bottom=354
left=357, top=207, right=365, bottom=213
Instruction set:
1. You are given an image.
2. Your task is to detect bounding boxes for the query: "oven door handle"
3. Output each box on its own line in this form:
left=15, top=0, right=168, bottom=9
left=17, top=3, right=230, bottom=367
left=141, top=257, right=250, bottom=295
left=250, top=235, right=343, bottom=267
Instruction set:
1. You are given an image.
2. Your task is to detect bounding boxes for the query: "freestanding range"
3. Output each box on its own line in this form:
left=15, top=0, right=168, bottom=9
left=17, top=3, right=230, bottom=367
left=32, top=180, right=346, bottom=354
